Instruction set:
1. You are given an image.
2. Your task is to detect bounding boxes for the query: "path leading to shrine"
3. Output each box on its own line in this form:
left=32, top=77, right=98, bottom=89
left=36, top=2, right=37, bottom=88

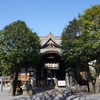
left=0, top=86, right=100, bottom=100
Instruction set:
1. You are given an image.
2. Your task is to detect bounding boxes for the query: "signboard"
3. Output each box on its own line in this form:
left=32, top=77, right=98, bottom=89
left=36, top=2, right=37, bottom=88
left=45, top=63, right=59, bottom=69
left=58, top=80, right=66, bottom=86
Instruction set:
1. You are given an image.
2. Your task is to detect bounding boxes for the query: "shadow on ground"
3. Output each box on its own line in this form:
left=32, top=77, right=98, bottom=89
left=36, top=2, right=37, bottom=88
left=11, top=87, right=89, bottom=100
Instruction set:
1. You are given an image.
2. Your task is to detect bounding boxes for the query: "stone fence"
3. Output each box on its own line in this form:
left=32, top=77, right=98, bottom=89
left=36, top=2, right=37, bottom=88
left=0, top=76, right=11, bottom=86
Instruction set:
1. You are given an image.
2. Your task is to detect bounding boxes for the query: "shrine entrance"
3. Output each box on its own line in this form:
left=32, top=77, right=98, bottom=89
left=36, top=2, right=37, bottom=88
left=36, top=52, right=66, bottom=87
left=36, top=33, right=66, bottom=87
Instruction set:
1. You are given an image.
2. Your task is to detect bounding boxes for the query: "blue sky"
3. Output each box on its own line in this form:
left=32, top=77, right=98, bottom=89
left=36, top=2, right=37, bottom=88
left=0, top=0, right=100, bottom=36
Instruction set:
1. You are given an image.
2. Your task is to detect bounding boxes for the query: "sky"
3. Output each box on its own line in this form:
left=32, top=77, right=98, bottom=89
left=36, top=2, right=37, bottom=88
left=0, top=0, right=100, bottom=36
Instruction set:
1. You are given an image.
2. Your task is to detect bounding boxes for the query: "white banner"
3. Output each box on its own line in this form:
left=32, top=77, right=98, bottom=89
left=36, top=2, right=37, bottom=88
left=58, top=80, right=66, bottom=86
left=45, top=63, right=59, bottom=69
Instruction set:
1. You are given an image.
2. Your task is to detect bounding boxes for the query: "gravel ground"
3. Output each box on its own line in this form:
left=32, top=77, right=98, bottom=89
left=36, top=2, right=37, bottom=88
left=0, top=86, right=100, bottom=100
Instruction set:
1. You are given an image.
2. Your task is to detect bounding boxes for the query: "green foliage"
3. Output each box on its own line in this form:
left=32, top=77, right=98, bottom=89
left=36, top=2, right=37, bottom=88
left=0, top=20, right=41, bottom=75
left=61, top=18, right=82, bottom=64
left=80, top=5, right=100, bottom=61
left=61, top=5, right=100, bottom=69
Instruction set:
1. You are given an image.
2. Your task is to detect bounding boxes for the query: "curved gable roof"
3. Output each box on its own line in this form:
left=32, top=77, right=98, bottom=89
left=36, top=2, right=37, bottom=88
left=40, top=33, right=61, bottom=46
left=41, top=38, right=59, bottom=48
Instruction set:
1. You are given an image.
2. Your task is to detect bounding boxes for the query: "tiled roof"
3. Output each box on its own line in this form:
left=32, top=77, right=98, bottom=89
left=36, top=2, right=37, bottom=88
left=40, top=33, right=61, bottom=46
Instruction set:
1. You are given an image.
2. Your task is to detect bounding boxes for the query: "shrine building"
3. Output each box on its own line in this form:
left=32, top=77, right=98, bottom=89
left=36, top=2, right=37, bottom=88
left=36, top=33, right=66, bottom=87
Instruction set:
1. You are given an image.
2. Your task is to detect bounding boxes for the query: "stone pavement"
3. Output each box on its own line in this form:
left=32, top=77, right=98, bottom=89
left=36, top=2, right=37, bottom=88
left=1, top=86, right=100, bottom=100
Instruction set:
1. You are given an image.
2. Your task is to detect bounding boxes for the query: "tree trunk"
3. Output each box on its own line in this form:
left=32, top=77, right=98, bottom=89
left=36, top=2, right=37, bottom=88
left=12, top=73, right=18, bottom=96
left=95, top=76, right=99, bottom=94
left=11, top=65, right=19, bottom=96
left=89, top=81, right=93, bottom=93
left=88, top=76, right=99, bottom=94
left=87, top=81, right=90, bottom=92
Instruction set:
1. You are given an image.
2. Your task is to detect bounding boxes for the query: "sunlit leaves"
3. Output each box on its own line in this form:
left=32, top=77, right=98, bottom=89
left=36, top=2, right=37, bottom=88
left=0, top=20, right=41, bottom=75
left=61, top=5, right=100, bottom=67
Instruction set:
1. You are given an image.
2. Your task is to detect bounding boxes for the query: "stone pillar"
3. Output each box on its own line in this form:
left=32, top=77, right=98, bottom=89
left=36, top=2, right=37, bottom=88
left=0, top=78, right=3, bottom=92
left=69, top=75, right=73, bottom=86
left=65, top=73, right=69, bottom=86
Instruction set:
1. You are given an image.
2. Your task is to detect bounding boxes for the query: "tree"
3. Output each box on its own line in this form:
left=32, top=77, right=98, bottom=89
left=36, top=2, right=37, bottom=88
left=61, top=18, right=82, bottom=65
left=79, top=5, right=100, bottom=93
left=61, top=17, right=90, bottom=90
left=0, top=20, right=41, bottom=96
left=80, top=5, right=100, bottom=61
left=61, top=5, right=100, bottom=93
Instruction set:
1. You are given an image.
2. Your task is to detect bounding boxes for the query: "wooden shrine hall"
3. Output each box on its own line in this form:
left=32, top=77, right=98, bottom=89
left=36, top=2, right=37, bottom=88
left=36, top=33, right=66, bottom=87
